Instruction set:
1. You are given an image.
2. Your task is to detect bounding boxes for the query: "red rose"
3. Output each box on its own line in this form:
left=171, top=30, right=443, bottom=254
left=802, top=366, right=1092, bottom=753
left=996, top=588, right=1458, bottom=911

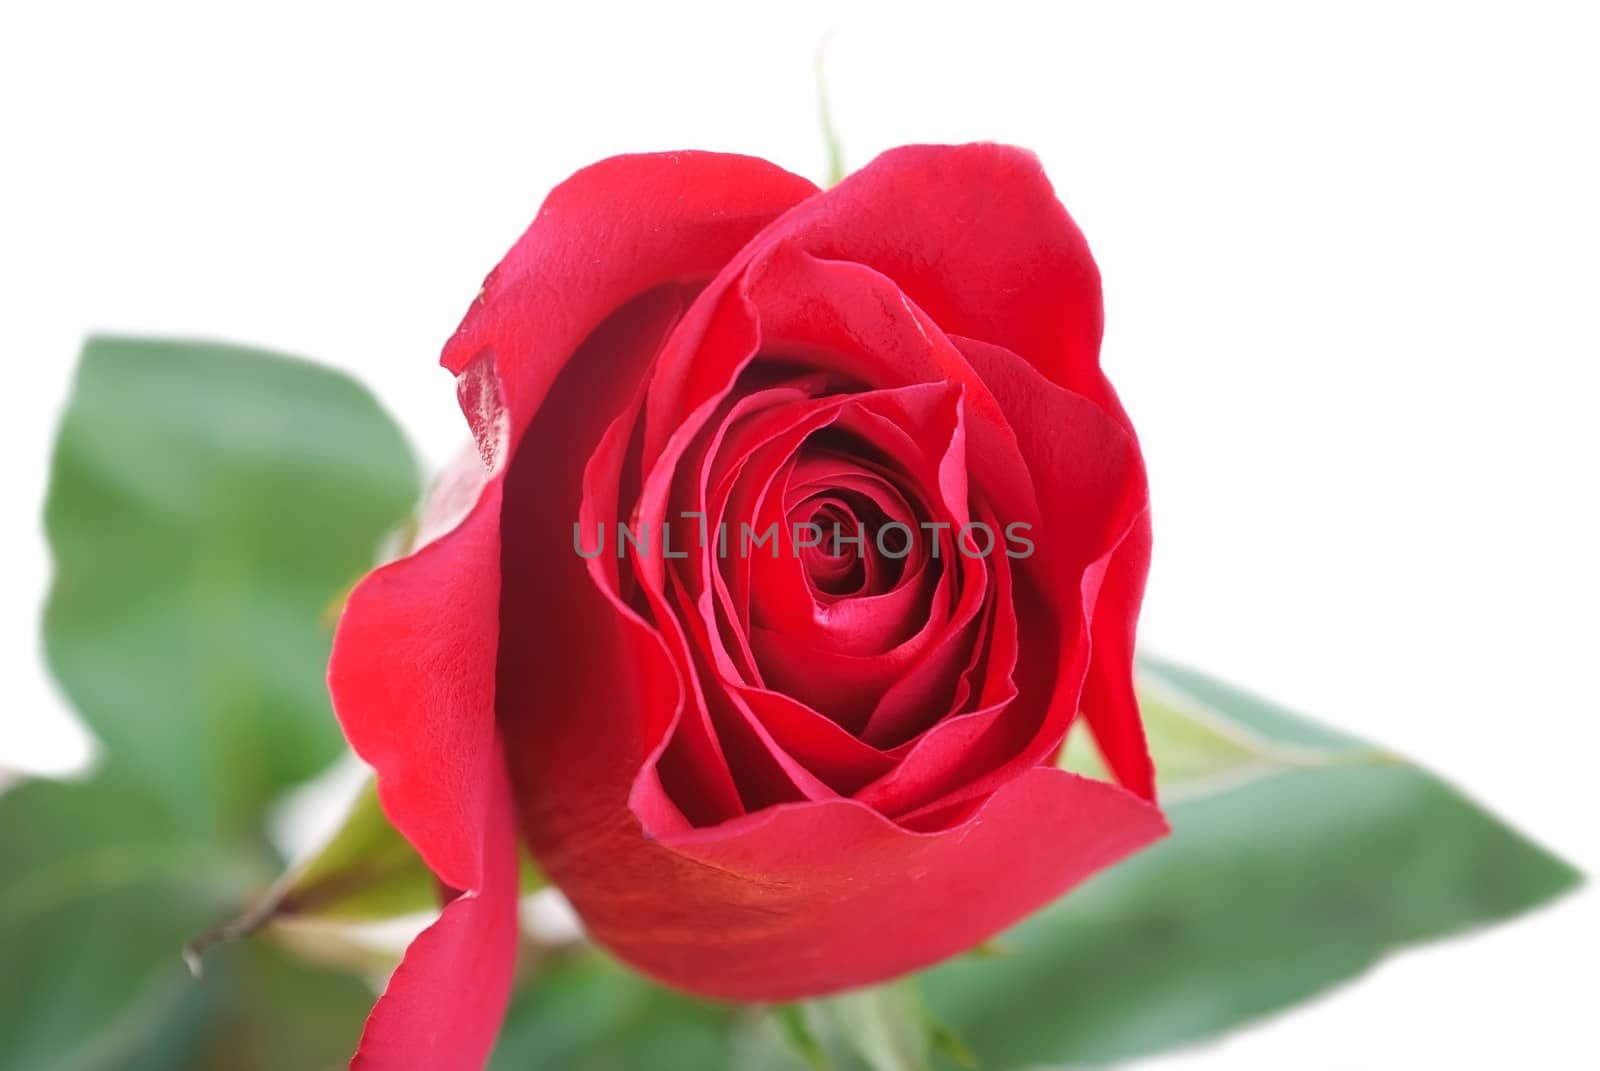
left=329, top=144, right=1166, bottom=1069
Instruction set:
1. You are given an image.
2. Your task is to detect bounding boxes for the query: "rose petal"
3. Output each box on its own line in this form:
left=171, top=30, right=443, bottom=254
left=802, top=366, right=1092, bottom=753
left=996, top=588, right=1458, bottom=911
left=1076, top=508, right=1157, bottom=800
left=348, top=758, right=520, bottom=1071
left=328, top=476, right=504, bottom=891
left=445, top=152, right=818, bottom=450
left=756, top=142, right=1129, bottom=428
left=553, top=764, right=1165, bottom=1000
left=954, top=335, right=1156, bottom=801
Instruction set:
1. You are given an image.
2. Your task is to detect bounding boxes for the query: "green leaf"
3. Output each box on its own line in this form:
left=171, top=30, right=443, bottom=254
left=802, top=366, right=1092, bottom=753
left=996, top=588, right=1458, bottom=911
left=0, top=772, right=223, bottom=1071
left=0, top=771, right=376, bottom=1071
left=271, top=776, right=443, bottom=922
left=773, top=1004, right=831, bottom=1071
left=189, top=775, right=548, bottom=958
left=919, top=657, right=1583, bottom=1068
left=188, top=939, right=377, bottom=1071
left=4, top=336, right=423, bottom=1071
left=489, top=956, right=955, bottom=1071
left=745, top=981, right=972, bottom=1071
left=488, top=951, right=735, bottom=1071
left=1060, top=662, right=1387, bottom=801
left=42, top=336, right=420, bottom=837
left=808, top=985, right=933, bottom=1071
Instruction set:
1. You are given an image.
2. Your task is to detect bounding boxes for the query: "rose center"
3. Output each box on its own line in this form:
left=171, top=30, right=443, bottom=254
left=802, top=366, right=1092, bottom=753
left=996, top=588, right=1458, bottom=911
left=791, top=490, right=909, bottom=599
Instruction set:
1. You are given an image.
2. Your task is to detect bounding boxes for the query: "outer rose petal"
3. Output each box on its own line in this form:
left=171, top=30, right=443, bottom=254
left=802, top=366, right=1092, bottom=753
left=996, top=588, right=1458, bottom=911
left=512, top=655, right=1165, bottom=1000
left=1077, top=509, right=1157, bottom=798
left=330, top=153, right=818, bottom=1067
left=329, top=478, right=521, bottom=1071
left=445, top=151, right=820, bottom=451
left=755, top=143, right=1130, bottom=428
left=329, top=477, right=505, bottom=892
left=953, top=334, right=1156, bottom=801
left=659, top=768, right=1165, bottom=998
left=349, top=757, right=520, bottom=1071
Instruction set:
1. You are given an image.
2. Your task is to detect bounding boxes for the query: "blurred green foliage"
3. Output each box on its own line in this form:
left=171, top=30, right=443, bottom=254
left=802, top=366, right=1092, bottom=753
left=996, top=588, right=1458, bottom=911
left=2, top=337, right=1580, bottom=1071
left=915, top=658, right=1582, bottom=1068
left=41, top=337, right=419, bottom=835
left=3, top=337, right=419, bottom=1070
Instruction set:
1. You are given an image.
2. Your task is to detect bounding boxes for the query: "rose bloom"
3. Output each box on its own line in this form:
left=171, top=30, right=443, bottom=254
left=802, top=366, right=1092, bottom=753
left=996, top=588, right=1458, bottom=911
left=330, top=145, right=1166, bottom=1069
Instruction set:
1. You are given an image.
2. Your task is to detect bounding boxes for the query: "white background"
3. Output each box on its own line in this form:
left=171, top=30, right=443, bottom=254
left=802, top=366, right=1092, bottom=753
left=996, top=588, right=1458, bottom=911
left=2, top=2, right=1596, bottom=1067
